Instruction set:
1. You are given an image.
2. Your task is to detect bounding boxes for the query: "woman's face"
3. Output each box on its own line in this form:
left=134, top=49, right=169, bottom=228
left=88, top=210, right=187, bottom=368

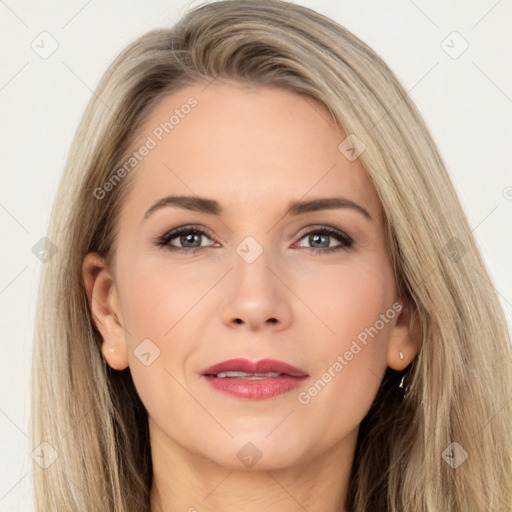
left=85, top=81, right=417, bottom=471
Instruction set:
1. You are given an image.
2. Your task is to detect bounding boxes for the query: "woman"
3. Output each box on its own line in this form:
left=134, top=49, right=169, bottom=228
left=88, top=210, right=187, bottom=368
left=31, top=1, right=512, bottom=511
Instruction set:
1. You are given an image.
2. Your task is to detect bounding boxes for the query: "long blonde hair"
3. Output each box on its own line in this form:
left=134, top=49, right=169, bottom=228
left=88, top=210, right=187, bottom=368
left=31, top=1, right=512, bottom=510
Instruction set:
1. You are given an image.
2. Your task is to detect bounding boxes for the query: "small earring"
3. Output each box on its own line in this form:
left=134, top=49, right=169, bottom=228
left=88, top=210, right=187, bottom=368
left=399, top=351, right=404, bottom=360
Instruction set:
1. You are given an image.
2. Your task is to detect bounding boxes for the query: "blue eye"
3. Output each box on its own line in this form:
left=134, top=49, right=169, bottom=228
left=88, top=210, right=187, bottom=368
left=155, top=226, right=215, bottom=254
left=155, top=225, right=353, bottom=254
left=295, top=226, right=353, bottom=253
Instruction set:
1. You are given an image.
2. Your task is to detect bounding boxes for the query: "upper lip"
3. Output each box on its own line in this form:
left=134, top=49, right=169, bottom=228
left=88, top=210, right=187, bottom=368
left=201, top=358, right=309, bottom=377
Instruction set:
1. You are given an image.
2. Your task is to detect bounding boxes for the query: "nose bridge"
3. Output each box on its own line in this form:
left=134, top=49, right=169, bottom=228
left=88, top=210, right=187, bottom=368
left=233, top=233, right=276, bottom=297
left=220, top=233, right=292, bottom=330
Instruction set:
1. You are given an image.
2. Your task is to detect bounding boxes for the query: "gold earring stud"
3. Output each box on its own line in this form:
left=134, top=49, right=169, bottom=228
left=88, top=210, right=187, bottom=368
left=399, top=351, right=404, bottom=360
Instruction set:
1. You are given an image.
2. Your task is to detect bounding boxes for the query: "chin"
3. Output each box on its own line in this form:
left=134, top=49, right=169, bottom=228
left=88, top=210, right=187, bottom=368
left=196, top=436, right=306, bottom=471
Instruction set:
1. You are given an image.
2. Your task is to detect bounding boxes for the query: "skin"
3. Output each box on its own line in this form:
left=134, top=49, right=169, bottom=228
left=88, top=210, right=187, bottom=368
left=83, top=81, right=420, bottom=512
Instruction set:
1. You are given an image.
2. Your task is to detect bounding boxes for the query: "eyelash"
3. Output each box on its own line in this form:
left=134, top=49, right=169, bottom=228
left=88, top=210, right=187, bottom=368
left=154, top=224, right=354, bottom=255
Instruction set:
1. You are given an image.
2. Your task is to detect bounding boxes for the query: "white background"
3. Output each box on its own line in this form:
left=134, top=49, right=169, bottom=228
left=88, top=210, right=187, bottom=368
left=1, top=0, right=511, bottom=510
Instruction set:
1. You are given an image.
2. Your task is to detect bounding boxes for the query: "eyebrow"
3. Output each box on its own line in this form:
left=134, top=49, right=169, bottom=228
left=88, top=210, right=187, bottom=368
left=143, top=195, right=372, bottom=221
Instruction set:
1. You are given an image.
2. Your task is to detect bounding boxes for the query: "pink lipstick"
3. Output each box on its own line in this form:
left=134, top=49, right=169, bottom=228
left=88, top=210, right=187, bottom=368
left=201, top=358, right=309, bottom=399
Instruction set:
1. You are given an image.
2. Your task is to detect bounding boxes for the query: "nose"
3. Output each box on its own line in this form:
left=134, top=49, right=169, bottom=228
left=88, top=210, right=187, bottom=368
left=220, top=247, right=293, bottom=332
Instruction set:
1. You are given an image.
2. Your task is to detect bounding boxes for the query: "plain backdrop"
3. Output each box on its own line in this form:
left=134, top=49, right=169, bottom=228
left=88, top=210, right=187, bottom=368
left=1, top=0, right=511, bottom=510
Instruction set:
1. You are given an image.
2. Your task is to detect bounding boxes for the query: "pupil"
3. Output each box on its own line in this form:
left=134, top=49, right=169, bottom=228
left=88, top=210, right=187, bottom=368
left=182, top=233, right=200, bottom=247
left=311, top=233, right=328, bottom=248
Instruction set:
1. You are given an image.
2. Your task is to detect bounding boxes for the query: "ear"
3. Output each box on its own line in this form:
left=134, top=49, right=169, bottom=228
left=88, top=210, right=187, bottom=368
left=82, top=252, right=129, bottom=370
left=386, top=298, right=421, bottom=370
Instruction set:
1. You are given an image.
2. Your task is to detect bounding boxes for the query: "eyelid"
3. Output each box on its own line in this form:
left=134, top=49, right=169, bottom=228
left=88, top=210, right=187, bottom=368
left=154, top=224, right=217, bottom=247
left=293, top=224, right=353, bottom=250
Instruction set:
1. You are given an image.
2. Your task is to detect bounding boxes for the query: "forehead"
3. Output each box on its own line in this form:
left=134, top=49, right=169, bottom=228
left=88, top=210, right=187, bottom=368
left=122, top=81, right=382, bottom=222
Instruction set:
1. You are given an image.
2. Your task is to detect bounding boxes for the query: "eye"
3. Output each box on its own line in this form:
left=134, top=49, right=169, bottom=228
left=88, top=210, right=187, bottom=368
left=155, top=225, right=217, bottom=254
left=294, top=225, right=353, bottom=253
left=154, top=224, right=353, bottom=254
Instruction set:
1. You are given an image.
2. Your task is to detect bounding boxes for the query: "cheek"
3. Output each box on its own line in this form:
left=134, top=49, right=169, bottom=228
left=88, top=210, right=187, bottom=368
left=299, top=256, right=394, bottom=349
left=294, top=261, right=396, bottom=438
left=116, top=257, right=207, bottom=424
left=113, top=253, right=195, bottom=374
left=293, top=257, right=395, bottom=411
left=119, top=254, right=210, bottom=340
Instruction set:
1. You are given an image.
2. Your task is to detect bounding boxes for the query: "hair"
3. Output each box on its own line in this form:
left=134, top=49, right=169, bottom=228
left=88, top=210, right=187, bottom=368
left=31, top=1, right=512, bottom=510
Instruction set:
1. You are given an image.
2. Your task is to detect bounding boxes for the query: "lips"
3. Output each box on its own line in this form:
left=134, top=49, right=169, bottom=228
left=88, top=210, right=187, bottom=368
left=201, top=358, right=310, bottom=400
left=201, top=358, right=309, bottom=378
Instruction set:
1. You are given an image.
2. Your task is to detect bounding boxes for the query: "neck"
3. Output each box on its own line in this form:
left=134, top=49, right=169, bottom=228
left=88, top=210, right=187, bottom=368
left=149, top=421, right=356, bottom=512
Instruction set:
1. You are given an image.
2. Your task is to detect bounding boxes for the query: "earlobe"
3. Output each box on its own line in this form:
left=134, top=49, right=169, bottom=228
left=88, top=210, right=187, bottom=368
left=386, top=299, right=421, bottom=371
left=82, top=252, right=129, bottom=370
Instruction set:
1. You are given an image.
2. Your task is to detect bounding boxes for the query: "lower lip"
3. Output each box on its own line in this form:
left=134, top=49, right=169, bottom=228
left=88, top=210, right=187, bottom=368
left=203, top=375, right=309, bottom=399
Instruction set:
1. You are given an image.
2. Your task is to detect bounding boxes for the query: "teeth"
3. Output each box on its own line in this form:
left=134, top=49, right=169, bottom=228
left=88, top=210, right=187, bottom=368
left=214, top=371, right=284, bottom=379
